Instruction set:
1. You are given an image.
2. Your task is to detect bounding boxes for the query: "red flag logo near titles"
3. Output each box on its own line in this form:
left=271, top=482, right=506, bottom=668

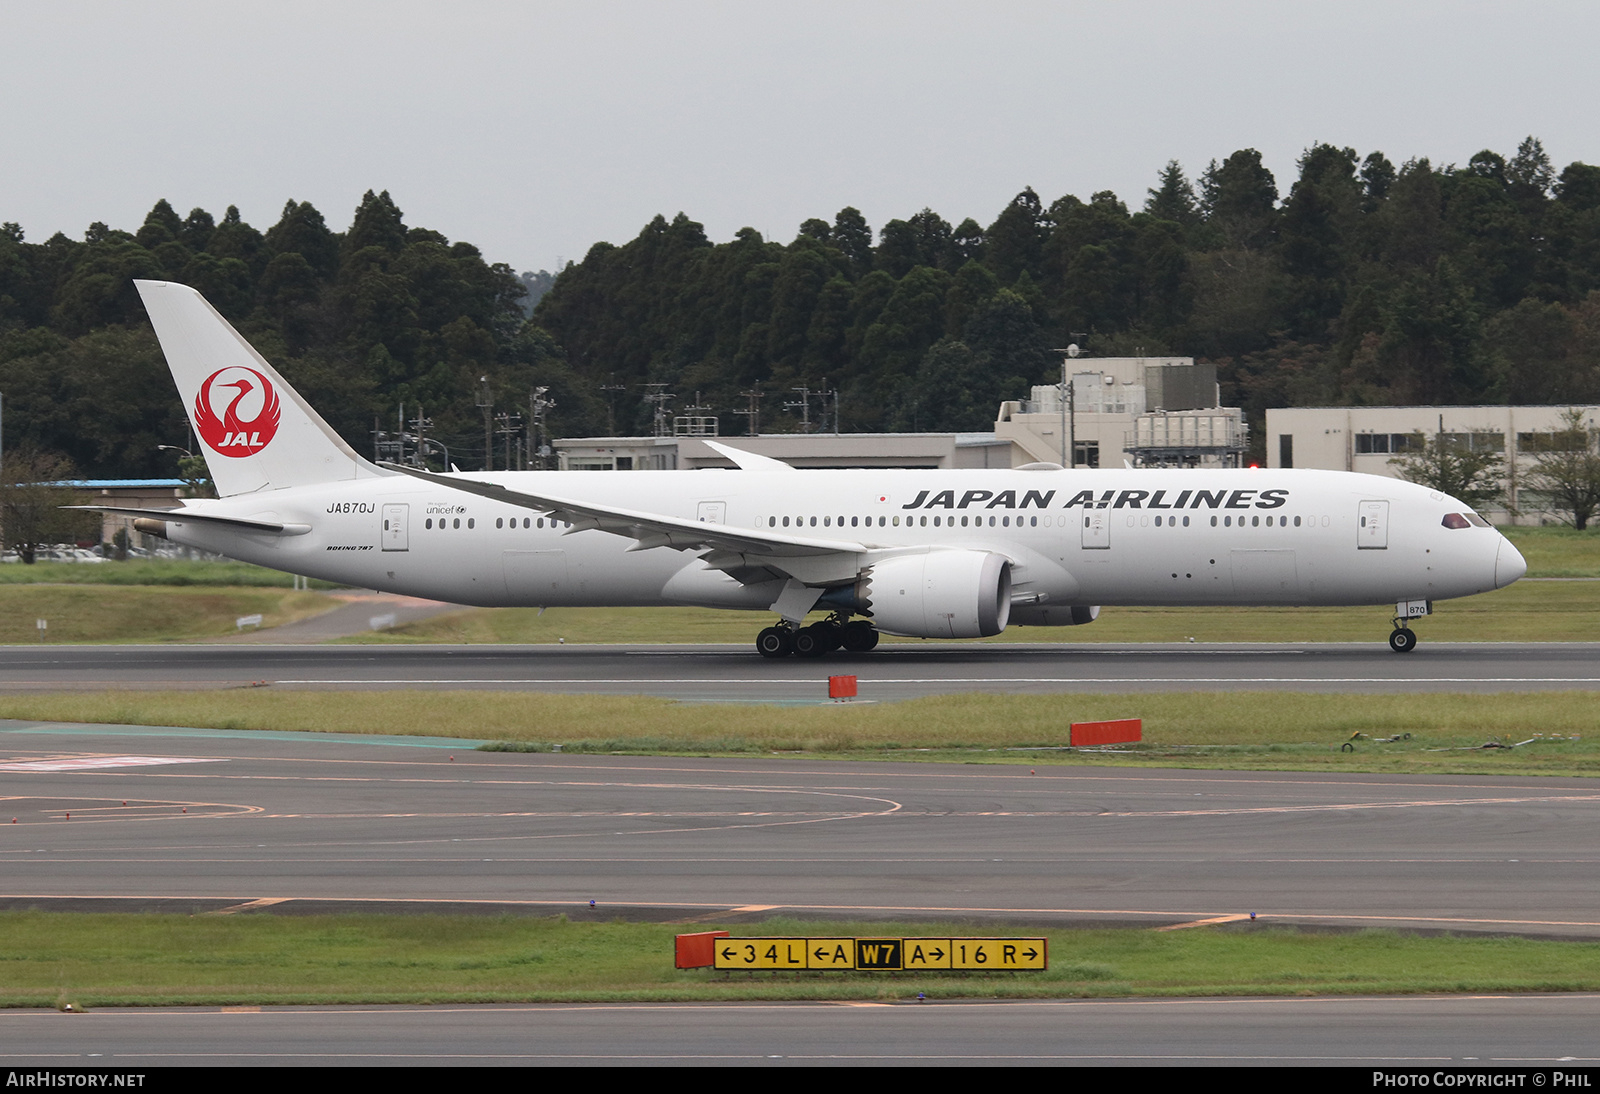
left=194, top=367, right=282, bottom=457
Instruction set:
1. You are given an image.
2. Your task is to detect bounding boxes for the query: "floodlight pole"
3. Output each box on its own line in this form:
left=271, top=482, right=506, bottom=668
left=1054, top=344, right=1083, bottom=468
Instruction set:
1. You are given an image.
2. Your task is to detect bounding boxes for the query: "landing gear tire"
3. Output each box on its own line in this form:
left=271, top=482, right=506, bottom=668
left=793, top=625, right=830, bottom=658
left=1388, top=628, right=1417, bottom=654
left=841, top=620, right=879, bottom=652
left=756, top=626, right=793, bottom=659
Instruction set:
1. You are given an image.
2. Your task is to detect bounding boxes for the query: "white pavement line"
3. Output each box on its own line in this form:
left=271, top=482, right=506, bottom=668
left=0, top=755, right=223, bottom=772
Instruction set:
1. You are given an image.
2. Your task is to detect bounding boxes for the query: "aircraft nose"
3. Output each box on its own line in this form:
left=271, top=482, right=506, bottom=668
left=1495, top=536, right=1527, bottom=589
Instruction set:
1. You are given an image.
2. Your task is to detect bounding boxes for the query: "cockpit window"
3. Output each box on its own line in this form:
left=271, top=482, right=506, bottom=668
left=1465, top=513, right=1491, bottom=528
left=1441, top=513, right=1470, bottom=529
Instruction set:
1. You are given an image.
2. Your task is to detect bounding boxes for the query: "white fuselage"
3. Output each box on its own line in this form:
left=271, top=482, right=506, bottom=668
left=161, top=466, right=1521, bottom=617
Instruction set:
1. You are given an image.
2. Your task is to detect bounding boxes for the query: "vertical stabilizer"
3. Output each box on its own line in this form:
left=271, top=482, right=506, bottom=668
left=135, top=280, right=386, bottom=496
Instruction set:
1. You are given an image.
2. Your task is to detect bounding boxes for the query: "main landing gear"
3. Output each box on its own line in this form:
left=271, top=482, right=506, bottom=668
left=755, top=614, right=879, bottom=659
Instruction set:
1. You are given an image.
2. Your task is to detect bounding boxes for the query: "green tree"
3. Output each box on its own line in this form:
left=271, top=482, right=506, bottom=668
left=1277, top=144, right=1360, bottom=336
left=1522, top=407, right=1600, bottom=530
left=0, top=448, right=95, bottom=563
left=1360, top=152, right=1396, bottom=206
left=344, top=190, right=408, bottom=256
left=952, top=218, right=984, bottom=262
left=206, top=206, right=263, bottom=269
left=171, top=451, right=214, bottom=499
left=1389, top=433, right=1505, bottom=510
left=1199, top=149, right=1279, bottom=249
left=134, top=199, right=183, bottom=249
left=1144, top=160, right=1199, bottom=227
left=265, top=199, right=339, bottom=278
left=1375, top=258, right=1485, bottom=403
left=831, top=207, right=873, bottom=276
left=984, top=187, right=1046, bottom=285
left=890, top=338, right=984, bottom=431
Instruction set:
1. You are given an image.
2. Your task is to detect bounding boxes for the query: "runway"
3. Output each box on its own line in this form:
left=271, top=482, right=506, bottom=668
left=2, top=640, right=1599, bottom=698
left=6, top=720, right=1600, bottom=1065
left=7, top=995, right=1600, bottom=1066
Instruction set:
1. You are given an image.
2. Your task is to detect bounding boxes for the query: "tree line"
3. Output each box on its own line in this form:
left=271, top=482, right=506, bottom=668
left=536, top=138, right=1600, bottom=450
left=2, top=137, right=1599, bottom=483
left=0, top=191, right=546, bottom=478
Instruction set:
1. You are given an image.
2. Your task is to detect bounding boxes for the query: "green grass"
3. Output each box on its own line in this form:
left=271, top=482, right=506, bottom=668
left=7, top=913, right=1600, bottom=1008
left=0, top=586, right=334, bottom=643
left=0, top=558, right=342, bottom=588
left=1502, top=524, right=1600, bottom=577
left=1, top=690, right=1594, bottom=776
left=339, top=578, right=1600, bottom=645
left=0, top=577, right=1590, bottom=645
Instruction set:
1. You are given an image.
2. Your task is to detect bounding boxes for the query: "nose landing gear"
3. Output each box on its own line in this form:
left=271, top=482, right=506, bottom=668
left=1388, top=599, right=1430, bottom=653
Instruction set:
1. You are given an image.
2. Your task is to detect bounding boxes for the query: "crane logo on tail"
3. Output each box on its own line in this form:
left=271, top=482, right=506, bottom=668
left=194, top=367, right=282, bottom=457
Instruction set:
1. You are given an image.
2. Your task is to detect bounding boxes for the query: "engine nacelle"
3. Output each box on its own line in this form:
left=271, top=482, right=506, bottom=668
left=1008, top=604, right=1100, bottom=627
left=863, top=550, right=1012, bottom=639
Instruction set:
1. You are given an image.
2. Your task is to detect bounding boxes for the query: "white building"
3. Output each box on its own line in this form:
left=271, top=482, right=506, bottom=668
left=554, top=356, right=1249, bottom=474
left=1266, top=404, right=1600, bottom=523
left=996, top=357, right=1247, bottom=469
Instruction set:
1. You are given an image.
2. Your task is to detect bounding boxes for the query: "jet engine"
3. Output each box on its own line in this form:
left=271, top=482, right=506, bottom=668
left=860, top=550, right=1012, bottom=639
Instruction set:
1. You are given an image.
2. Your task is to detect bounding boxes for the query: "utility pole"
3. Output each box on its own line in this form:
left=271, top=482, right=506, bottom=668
left=601, top=374, right=626, bottom=436
left=735, top=385, right=763, bottom=437
left=408, top=406, right=435, bottom=470
left=476, top=376, right=493, bottom=471
left=642, top=383, right=675, bottom=438
left=495, top=411, right=522, bottom=472
left=528, top=386, right=555, bottom=469
left=785, top=386, right=814, bottom=432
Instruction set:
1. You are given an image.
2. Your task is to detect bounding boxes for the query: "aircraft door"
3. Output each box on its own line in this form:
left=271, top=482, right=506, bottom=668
left=1081, top=509, right=1110, bottom=549
left=1357, top=500, right=1389, bottom=549
left=381, top=504, right=409, bottom=551
left=697, top=501, right=727, bottom=524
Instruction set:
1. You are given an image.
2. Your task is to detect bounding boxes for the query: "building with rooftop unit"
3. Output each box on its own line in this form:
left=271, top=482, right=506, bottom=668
left=1266, top=405, right=1600, bottom=524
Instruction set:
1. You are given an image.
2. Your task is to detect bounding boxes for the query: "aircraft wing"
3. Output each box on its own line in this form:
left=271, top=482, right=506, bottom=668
left=380, top=464, right=870, bottom=585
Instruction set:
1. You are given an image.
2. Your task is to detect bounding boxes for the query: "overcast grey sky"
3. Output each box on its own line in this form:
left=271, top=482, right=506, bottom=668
left=3, top=1, right=1595, bottom=273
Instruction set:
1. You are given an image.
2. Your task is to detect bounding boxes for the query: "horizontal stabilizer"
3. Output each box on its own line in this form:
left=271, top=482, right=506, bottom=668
left=65, top=505, right=311, bottom=535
